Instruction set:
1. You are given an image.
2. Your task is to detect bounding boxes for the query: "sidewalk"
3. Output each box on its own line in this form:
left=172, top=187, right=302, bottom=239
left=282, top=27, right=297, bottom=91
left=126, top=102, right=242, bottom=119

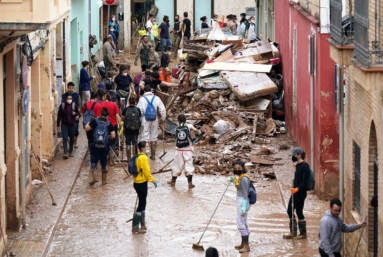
left=7, top=130, right=89, bottom=257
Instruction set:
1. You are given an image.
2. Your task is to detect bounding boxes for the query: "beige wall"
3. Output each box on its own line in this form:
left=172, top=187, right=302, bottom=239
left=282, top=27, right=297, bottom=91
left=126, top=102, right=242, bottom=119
left=214, top=0, right=254, bottom=20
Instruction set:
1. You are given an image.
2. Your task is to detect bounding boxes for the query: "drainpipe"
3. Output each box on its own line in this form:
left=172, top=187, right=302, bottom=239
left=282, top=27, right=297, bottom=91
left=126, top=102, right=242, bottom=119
left=309, top=34, right=315, bottom=181
left=338, top=66, right=344, bottom=223
left=63, top=19, right=66, bottom=83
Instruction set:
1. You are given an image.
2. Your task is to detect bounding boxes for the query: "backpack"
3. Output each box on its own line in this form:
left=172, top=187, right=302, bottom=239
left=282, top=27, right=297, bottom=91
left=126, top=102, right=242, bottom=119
left=107, top=90, right=118, bottom=104
left=124, top=107, right=141, bottom=130
left=248, top=181, right=257, bottom=204
left=128, top=154, right=142, bottom=176
left=61, top=102, right=75, bottom=112
left=143, top=96, right=157, bottom=121
left=82, top=102, right=97, bottom=128
left=307, top=168, right=315, bottom=191
left=93, top=118, right=110, bottom=148
left=175, top=123, right=191, bottom=148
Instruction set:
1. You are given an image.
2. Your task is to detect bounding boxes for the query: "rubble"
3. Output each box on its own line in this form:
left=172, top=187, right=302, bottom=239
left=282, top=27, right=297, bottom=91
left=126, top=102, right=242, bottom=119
left=163, top=24, right=287, bottom=178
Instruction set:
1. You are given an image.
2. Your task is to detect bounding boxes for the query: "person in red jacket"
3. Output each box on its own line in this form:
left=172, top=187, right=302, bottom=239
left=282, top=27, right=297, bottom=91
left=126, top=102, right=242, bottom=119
left=94, top=92, right=121, bottom=165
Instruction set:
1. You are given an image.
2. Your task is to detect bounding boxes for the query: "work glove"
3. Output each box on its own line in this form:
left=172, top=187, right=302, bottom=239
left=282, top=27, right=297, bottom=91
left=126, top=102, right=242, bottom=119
left=197, top=130, right=202, bottom=136
left=241, top=200, right=248, bottom=215
left=290, top=188, right=299, bottom=194
left=153, top=181, right=158, bottom=188
left=229, top=176, right=236, bottom=184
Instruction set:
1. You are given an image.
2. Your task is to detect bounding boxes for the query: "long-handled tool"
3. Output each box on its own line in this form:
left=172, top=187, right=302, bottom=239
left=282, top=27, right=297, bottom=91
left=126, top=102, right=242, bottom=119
left=30, top=144, right=57, bottom=206
left=192, top=181, right=231, bottom=251
left=110, top=147, right=130, bottom=177
left=353, top=216, right=368, bottom=257
left=159, top=123, right=167, bottom=160
left=158, top=159, right=174, bottom=173
left=166, top=86, right=184, bottom=117
left=126, top=196, right=138, bottom=223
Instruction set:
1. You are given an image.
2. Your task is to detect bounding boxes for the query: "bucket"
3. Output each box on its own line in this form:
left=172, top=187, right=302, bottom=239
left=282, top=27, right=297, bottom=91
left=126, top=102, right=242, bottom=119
left=218, top=22, right=226, bottom=28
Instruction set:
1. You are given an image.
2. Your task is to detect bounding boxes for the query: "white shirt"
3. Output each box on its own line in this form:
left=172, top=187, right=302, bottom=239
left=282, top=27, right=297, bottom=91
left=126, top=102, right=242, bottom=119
left=146, top=20, right=153, bottom=34
left=137, top=92, right=166, bottom=121
left=247, top=23, right=257, bottom=40
left=237, top=23, right=246, bottom=38
left=210, top=19, right=217, bottom=27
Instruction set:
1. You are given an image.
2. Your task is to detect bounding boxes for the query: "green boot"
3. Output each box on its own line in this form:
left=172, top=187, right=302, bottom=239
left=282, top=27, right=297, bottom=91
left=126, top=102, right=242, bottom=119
left=132, top=212, right=145, bottom=234
left=140, top=211, right=147, bottom=232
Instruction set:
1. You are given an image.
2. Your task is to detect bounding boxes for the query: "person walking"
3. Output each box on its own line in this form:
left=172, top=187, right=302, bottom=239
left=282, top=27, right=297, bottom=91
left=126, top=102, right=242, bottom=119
left=237, top=17, right=247, bottom=39
left=167, top=114, right=202, bottom=189
left=108, top=25, right=118, bottom=51
left=132, top=140, right=158, bottom=233
left=160, top=46, right=171, bottom=83
left=57, top=94, right=80, bottom=159
left=226, top=14, right=237, bottom=35
left=103, top=35, right=116, bottom=73
left=109, top=15, right=120, bottom=51
left=283, top=147, right=310, bottom=240
left=79, top=61, right=94, bottom=106
left=114, top=65, right=133, bottom=101
left=134, top=35, right=152, bottom=71
left=246, top=17, right=257, bottom=43
left=229, top=159, right=251, bottom=253
left=148, top=46, right=160, bottom=67
left=183, top=12, right=192, bottom=40
left=82, top=92, right=99, bottom=166
left=61, top=82, right=81, bottom=149
left=146, top=14, right=155, bottom=43
left=171, top=15, right=182, bottom=57
left=137, top=85, right=166, bottom=160
left=158, top=15, right=172, bottom=54
left=105, top=79, right=121, bottom=108
left=318, top=198, right=367, bottom=257
left=85, top=107, right=116, bottom=185
left=200, top=16, right=209, bottom=29
left=152, top=18, right=159, bottom=50
left=122, top=97, right=141, bottom=162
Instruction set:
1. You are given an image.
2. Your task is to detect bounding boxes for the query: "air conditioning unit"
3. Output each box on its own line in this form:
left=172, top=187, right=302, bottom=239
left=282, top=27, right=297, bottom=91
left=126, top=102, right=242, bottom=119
left=246, top=7, right=256, bottom=16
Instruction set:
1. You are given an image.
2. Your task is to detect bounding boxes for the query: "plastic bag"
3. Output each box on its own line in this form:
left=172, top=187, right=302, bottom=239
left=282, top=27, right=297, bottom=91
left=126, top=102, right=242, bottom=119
left=213, top=120, right=234, bottom=134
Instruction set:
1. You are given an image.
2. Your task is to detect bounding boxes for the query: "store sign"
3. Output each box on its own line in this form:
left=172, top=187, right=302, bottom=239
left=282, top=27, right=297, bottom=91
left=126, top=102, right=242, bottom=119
left=105, top=0, right=114, bottom=5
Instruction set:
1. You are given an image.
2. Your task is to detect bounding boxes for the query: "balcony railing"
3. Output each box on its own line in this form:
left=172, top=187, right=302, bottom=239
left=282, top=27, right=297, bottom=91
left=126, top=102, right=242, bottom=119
left=330, top=0, right=354, bottom=45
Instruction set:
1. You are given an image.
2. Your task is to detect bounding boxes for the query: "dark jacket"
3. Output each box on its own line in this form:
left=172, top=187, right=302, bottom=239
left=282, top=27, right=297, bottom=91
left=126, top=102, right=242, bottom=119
left=293, top=162, right=311, bottom=193
left=80, top=68, right=93, bottom=91
left=57, top=102, right=80, bottom=126
left=114, top=74, right=133, bottom=92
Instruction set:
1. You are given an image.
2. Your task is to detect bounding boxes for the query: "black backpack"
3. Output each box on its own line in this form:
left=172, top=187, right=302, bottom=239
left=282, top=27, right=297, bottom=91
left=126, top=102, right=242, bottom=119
left=175, top=123, right=191, bottom=148
left=124, top=107, right=141, bottom=130
left=107, top=90, right=118, bottom=105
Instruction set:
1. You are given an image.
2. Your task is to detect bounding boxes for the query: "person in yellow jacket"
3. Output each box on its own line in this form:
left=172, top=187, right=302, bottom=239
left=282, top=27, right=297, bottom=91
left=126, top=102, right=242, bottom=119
left=132, top=140, right=157, bottom=234
left=152, top=18, right=159, bottom=49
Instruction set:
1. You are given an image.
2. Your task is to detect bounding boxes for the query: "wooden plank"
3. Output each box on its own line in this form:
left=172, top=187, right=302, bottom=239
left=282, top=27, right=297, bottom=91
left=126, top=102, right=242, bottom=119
left=202, top=62, right=272, bottom=73
left=214, top=50, right=234, bottom=62
left=250, top=156, right=284, bottom=165
left=244, top=98, right=270, bottom=110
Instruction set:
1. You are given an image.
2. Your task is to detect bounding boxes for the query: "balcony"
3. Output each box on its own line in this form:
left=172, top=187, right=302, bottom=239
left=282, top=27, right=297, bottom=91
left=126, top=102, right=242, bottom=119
left=330, top=0, right=354, bottom=45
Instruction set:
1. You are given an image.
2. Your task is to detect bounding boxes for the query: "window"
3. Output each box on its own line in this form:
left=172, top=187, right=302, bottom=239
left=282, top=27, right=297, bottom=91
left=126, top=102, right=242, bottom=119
left=354, top=141, right=361, bottom=213
left=354, top=0, right=369, bottom=65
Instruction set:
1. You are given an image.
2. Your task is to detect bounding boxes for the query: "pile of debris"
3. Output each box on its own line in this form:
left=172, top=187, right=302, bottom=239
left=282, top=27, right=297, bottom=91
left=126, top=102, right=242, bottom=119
left=164, top=26, right=287, bottom=180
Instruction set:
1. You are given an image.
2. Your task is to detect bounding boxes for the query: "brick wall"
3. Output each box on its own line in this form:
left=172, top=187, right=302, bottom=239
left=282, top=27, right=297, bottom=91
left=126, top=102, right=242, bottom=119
left=343, top=64, right=383, bottom=256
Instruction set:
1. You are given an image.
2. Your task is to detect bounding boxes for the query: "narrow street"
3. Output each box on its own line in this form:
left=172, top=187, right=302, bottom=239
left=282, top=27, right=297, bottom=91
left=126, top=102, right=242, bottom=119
left=8, top=131, right=327, bottom=257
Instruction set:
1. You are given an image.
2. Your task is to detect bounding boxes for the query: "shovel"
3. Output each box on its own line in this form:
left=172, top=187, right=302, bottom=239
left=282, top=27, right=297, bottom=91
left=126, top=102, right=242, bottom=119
left=159, top=122, right=167, bottom=159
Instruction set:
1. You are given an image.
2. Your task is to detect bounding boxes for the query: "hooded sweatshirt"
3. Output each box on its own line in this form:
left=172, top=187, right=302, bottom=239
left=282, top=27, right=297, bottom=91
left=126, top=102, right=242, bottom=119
left=318, top=210, right=360, bottom=256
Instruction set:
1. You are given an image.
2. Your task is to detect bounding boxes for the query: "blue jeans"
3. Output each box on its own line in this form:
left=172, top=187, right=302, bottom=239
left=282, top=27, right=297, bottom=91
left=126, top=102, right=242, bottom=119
left=160, top=38, right=172, bottom=53
left=61, top=122, right=76, bottom=153
left=90, top=144, right=109, bottom=171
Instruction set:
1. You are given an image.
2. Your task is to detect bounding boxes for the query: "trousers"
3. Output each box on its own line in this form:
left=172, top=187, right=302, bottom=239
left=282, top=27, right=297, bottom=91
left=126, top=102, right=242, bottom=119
left=287, top=192, right=307, bottom=220
left=81, top=91, right=90, bottom=106
left=319, top=248, right=341, bottom=257
left=134, top=182, right=148, bottom=212
left=236, top=197, right=250, bottom=236
left=61, top=122, right=76, bottom=153
left=171, top=148, right=194, bottom=177
left=140, top=118, right=159, bottom=142
left=90, top=145, right=109, bottom=171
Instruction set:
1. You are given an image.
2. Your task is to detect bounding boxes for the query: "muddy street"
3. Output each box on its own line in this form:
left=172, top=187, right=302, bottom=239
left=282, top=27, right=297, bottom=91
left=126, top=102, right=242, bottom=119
left=25, top=138, right=326, bottom=257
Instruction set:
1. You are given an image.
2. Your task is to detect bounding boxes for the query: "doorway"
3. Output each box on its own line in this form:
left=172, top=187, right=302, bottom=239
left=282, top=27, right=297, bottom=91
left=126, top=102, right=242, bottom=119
left=368, top=122, right=378, bottom=256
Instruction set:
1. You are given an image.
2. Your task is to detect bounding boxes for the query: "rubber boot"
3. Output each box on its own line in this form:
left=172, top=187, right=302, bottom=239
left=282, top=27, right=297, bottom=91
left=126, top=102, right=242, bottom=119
left=140, top=211, right=147, bottom=232
left=239, top=235, right=250, bottom=253
left=187, top=175, right=195, bottom=189
left=167, top=176, right=177, bottom=186
left=150, top=142, right=156, bottom=160
left=234, top=237, right=244, bottom=250
left=63, top=151, right=68, bottom=159
left=74, top=136, right=78, bottom=149
left=297, top=219, right=307, bottom=239
left=89, top=169, right=99, bottom=185
left=126, top=145, right=132, bottom=163
left=283, top=218, right=297, bottom=239
left=132, top=212, right=145, bottom=234
left=108, top=151, right=114, bottom=166
left=102, top=172, right=108, bottom=185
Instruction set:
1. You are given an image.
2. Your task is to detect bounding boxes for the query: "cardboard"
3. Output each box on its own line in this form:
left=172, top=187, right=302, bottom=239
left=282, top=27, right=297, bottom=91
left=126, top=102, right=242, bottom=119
left=214, top=50, right=234, bottom=62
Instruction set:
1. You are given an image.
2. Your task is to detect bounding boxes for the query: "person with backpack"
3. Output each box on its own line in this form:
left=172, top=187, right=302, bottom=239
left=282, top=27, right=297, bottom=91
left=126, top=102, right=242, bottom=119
left=94, top=91, right=121, bottom=166
left=61, top=82, right=81, bottom=149
left=57, top=94, right=80, bottom=159
left=137, top=85, right=166, bottom=160
left=134, top=35, right=152, bottom=72
left=132, top=140, right=157, bottom=233
left=167, top=114, right=202, bottom=189
left=122, top=97, right=141, bottom=162
left=229, top=159, right=252, bottom=253
left=283, top=147, right=310, bottom=240
left=85, top=107, right=116, bottom=185
left=106, top=79, right=121, bottom=108
left=82, top=92, right=98, bottom=165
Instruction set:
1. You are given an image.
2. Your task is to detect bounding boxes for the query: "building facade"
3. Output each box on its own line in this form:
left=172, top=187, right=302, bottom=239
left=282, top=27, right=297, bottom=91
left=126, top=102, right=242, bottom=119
left=328, top=0, right=382, bottom=256
left=275, top=0, right=339, bottom=200
left=0, top=0, right=70, bottom=254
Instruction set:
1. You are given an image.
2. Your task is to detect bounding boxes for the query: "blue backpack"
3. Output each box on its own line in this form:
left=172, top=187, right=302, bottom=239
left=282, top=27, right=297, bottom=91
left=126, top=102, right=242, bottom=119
left=247, top=178, right=257, bottom=204
left=128, top=154, right=142, bottom=176
left=82, top=102, right=97, bottom=128
left=143, top=95, right=157, bottom=121
left=93, top=119, right=110, bottom=148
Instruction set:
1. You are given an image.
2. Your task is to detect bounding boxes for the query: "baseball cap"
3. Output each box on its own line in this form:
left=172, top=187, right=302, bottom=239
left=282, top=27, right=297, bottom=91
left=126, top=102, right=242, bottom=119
left=289, top=147, right=303, bottom=156
left=98, top=82, right=105, bottom=90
